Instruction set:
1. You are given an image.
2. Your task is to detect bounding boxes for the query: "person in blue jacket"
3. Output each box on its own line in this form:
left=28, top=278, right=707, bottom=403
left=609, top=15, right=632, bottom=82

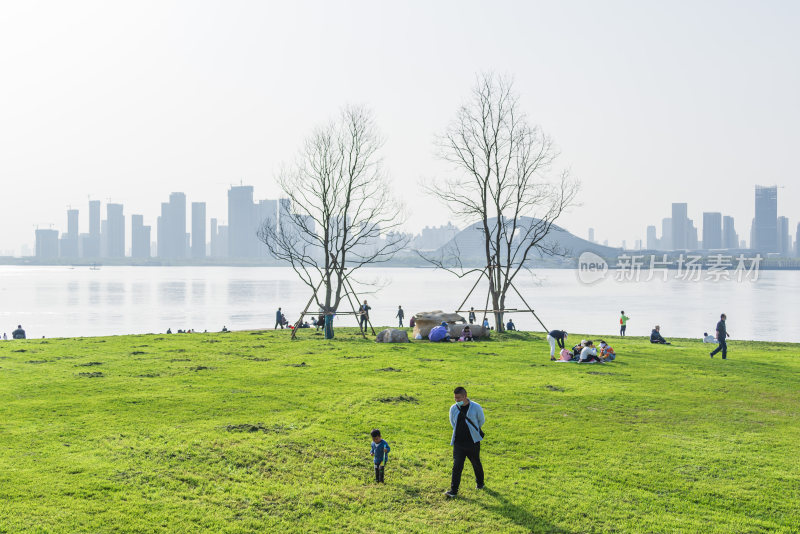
left=370, top=429, right=390, bottom=483
left=444, top=386, right=485, bottom=498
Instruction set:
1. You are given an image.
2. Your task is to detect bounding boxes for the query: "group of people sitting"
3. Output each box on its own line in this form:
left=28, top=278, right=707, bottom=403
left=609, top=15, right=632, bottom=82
left=546, top=329, right=616, bottom=362
left=561, top=339, right=616, bottom=363
left=428, top=322, right=474, bottom=342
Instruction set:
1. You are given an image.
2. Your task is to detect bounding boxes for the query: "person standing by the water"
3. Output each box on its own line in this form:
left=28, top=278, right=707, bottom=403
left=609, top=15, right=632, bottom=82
left=396, top=305, right=405, bottom=328
left=359, top=300, right=371, bottom=330
left=275, top=307, right=283, bottom=329
left=468, top=307, right=476, bottom=324
left=620, top=311, right=630, bottom=336
left=710, top=313, right=730, bottom=359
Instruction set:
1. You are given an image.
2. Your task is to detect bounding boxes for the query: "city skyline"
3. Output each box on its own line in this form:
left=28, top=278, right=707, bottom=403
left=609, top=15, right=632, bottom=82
left=2, top=2, right=799, bottom=256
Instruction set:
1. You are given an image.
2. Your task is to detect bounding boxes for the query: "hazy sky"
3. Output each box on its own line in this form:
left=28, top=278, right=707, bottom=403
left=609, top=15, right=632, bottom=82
left=1, top=0, right=798, bottom=254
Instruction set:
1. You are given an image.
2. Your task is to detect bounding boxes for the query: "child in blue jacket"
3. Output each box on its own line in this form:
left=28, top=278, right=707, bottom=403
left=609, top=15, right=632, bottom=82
left=370, top=429, right=390, bottom=483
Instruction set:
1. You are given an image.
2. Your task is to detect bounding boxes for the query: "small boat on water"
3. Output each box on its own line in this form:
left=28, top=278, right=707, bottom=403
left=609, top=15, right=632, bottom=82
left=90, top=263, right=101, bottom=271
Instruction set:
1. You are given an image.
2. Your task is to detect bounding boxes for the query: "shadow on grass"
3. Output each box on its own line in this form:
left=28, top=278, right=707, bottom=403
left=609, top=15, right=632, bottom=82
left=479, top=487, right=569, bottom=533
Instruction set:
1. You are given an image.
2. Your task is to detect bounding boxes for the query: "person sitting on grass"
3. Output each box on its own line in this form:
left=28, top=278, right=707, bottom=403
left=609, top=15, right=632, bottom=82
left=12, top=325, right=26, bottom=339
left=459, top=325, right=474, bottom=342
left=598, top=340, right=616, bottom=361
left=703, top=332, right=717, bottom=343
left=506, top=318, right=516, bottom=331
left=482, top=317, right=490, bottom=329
left=370, top=429, right=390, bottom=483
left=429, top=322, right=451, bottom=342
left=650, top=325, right=670, bottom=344
left=571, top=340, right=587, bottom=359
left=578, top=340, right=602, bottom=363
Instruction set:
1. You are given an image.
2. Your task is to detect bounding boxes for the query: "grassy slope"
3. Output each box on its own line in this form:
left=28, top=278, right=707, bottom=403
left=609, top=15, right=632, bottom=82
left=0, top=329, right=798, bottom=534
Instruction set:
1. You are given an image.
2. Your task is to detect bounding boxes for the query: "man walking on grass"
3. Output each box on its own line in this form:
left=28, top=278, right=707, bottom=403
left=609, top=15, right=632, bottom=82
left=710, top=313, right=730, bottom=359
left=445, top=387, right=485, bottom=498
left=396, top=305, right=405, bottom=328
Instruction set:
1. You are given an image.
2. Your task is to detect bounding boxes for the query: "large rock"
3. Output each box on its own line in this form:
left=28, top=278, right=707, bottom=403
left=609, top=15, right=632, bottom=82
left=411, top=310, right=489, bottom=339
left=413, top=310, right=464, bottom=338
left=376, top=328, right=410, bottom=343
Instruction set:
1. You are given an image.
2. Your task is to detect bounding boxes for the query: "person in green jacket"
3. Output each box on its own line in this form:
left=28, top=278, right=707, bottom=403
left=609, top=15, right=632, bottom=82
left=620, top=311, right=630, bottom=336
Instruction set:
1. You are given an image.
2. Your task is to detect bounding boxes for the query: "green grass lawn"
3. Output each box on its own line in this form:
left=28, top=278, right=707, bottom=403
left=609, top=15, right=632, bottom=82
left=0, top=329, right=798, bottom=533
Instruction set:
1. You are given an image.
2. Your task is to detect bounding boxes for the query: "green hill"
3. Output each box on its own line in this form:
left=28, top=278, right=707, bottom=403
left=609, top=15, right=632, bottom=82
left=0, top=330, right=797, bottom=533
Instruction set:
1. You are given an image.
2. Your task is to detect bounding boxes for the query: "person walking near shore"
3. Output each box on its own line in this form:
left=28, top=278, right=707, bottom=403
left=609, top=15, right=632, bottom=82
left=396, top=306, right=405, bottom=328
left=620, top=311, right=629, bottom=336
left=275, top=307, right=283, bottom=329
left=710, top=313, right=730, bottom=359
left=468, top=307, right=476, bottom=324
left=444, top=387, right=485, bottom=498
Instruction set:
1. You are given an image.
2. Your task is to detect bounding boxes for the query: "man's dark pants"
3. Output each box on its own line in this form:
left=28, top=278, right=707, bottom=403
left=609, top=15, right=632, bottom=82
left=360, top=315, right=368, bottom=329
left=620, top=325, right=626, bottom=336
left=710, top=338, right=727, bottom=359
left=451, top=442, right=484, bottom=492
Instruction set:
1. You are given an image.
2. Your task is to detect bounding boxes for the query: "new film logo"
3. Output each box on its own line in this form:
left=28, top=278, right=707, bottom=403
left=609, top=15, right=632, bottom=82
left=577, top=252, right=608, bottom=284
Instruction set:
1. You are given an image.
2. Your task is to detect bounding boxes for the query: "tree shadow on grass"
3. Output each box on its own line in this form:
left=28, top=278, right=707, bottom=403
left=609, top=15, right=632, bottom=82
left=478, top=487, right=570, bottom=533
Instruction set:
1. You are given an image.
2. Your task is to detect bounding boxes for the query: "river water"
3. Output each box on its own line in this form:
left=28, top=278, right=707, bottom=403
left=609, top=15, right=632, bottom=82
left=0, top=266, right=797, bottom=342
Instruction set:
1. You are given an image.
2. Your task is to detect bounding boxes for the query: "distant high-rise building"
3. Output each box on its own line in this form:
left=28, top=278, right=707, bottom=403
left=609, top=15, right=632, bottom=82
left=671, top=203, right=689, bottom=250
left=228, top=186, right=257, bottom=258
left=646, top=225, right=658, bottom=250
left=60, top=208, right=80, bottom=258
left=661, top=218, right=672, bottom=250
left=588, top=228, right=595, bottom=243
left=722, top=216, right=738, bottom=249
left=191, top=202, right=206, bottom=259
left=131, top=214, right=151, bottom=258
left=777, top=216, right=790, bottom=256
left=106, top=204, right=125, bottom=257
left=702, top=212, right=722, bottom=250
left=795, top=223, right=800, bottom=257
left=687, top=219, right=699, bottom=249
left=752, top=185, right=778, bottom=252
left=35, top=229, right=59, bottom=259
left=157, top=193, right=187, bottom=259
left=89, top=200, right=101, bottom=236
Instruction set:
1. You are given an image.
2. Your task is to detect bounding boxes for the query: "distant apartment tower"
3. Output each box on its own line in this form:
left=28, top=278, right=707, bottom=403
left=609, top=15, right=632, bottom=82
left=752, top=185, right=778, bottom=252
left=228, top=186, right=276, bottom=258
left=89, top=200, right=101, bottom=235
left=702, top=212, right=722, bottom=250
left=35, top=229, right=59, bottom=259
left=157, top=193, right=187, bottom=259
left=60, top=208, right=80, bottom=258
left=777, top=216, right=790, bottom=256
left=131, top=214, right=151, bottom=258
left=796, top=223, right=800, bottom=257
left=661, top=218, right=672, bottom=250
left=722, top=216, right=738, bottom=249
left=191, top=202, right=206, bottom=259
left=228, top=186, right=257, bottom=258
left=588, top=228, right=595, bottom=243
left=646, top=225, right=658, bottom=250
left=106, top=203, right=125, bottom=258
left=671, top=203, right=689, bottom=250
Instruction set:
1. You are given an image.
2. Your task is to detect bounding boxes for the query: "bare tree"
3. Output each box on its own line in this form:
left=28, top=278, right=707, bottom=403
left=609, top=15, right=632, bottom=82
left=424, top=73, right=579, bottom=331
left=258, top=106, right=408, bottom=316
